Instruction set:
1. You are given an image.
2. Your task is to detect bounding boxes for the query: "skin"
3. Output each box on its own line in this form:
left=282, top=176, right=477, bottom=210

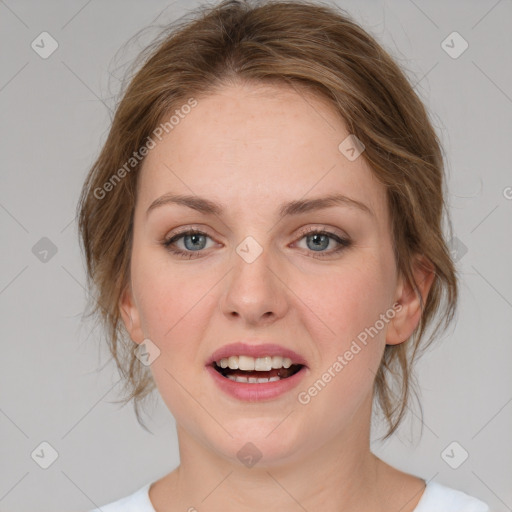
left=120, top=81, right=434, bottom=512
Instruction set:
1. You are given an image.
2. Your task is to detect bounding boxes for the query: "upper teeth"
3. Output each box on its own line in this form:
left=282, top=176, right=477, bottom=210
left=216, top=355, right=293, bottom=371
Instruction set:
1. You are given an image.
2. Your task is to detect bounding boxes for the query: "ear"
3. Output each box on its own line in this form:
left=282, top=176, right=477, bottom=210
left=386, top=255, right=435, bottom=346
left=119, top=282, right=145, bottom=344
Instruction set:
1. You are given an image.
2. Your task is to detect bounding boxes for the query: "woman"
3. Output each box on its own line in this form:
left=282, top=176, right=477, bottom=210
left=78, top=1, right=490, bottom=510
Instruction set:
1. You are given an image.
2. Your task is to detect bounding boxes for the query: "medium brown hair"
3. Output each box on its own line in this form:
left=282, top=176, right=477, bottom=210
left=77, top=0, right=458, bottom=439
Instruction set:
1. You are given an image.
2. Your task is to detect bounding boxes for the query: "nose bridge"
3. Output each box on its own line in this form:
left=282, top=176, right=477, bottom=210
left=221, top=232, right=287, bottom=323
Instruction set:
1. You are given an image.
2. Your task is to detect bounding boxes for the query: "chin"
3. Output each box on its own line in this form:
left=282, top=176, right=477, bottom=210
left=207, top=419, right=306, bottom=469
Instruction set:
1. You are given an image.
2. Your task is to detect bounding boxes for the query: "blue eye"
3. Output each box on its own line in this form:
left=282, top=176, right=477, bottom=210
left=297, top=230, right=350, bottom=255
left=163, top=229, right=213, bottom=259
left=163, top=228, right=351, bottom=259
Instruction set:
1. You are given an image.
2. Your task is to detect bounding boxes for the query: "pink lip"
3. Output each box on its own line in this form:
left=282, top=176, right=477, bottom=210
left=205, top=364, right=308, bottom=401
left=206, top=341, right=308, bottom=367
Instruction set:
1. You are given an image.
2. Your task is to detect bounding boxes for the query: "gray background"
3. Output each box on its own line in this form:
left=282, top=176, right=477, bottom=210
left=1, top=0, right=511, bottom=510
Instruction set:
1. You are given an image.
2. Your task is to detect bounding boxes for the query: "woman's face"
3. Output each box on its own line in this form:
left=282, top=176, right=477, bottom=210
left=121, top=82, right=418, bottom=466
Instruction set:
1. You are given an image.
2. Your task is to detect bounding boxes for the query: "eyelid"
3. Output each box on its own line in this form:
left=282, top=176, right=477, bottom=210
left=294, top=224, right=348, bottom=239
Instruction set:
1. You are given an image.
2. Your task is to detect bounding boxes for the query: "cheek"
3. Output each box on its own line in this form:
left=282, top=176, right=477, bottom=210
left=134, top=264, right=216, bottom=342
left=292, top=261, right=393, bottom=428
left=130, top=254, right=219, bottom=416
left=298, top=257, right=394, bottom=348
left=292, top=252, right=396, bottom=408
left=130, top=235, right=210, bottom=332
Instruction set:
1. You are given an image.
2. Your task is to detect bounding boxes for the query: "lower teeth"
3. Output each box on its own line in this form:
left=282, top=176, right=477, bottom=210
left=226, top=375, right=281, bottom=383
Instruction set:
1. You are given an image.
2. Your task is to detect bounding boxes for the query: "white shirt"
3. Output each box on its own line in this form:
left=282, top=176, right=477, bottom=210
left=88, top=480, right=490, bottom=511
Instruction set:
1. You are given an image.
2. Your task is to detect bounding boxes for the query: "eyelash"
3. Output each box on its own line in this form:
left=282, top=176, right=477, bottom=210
left=162, top=226, right=351, bottom=260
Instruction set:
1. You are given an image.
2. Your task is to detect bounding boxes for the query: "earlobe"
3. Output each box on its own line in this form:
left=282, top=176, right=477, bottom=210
left=119, top=284, right=145, bottom=344
left=386, top=255, right=435, bottom=346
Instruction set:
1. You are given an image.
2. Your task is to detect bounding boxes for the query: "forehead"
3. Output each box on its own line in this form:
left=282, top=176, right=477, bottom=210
left=136, top=82, right=387, bottom=220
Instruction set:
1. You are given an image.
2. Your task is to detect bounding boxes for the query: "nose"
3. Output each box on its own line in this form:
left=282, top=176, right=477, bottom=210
left=220, top=240, right=289, bottom=326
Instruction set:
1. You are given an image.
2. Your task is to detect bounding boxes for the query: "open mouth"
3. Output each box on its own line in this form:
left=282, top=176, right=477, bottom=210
left=211, top=355, right=304, bottom=383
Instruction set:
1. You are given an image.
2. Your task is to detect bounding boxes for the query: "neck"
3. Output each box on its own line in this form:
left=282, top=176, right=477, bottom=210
left=155, top=396, right=398, bottom=512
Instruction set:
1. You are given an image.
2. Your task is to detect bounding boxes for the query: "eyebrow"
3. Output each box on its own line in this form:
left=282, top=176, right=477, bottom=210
left=146, top=192, right=374, bottom=219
